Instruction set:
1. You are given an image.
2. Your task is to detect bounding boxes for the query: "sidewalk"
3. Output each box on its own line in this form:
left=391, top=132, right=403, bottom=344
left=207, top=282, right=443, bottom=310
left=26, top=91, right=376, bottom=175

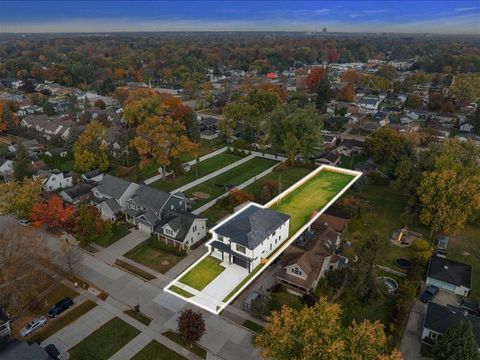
left=98, top=229, right=150, bottom=258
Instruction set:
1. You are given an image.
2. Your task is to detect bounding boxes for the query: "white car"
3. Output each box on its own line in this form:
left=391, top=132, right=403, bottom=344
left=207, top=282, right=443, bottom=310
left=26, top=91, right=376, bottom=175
left=18, top=219, right=30, bottom=226
left=19, top=316, right=47, bottom=337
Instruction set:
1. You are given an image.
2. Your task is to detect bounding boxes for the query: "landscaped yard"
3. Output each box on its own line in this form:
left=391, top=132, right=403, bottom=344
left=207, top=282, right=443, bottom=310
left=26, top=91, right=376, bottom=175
left=180, top=138, right=226, bottom=162
left=29, top=300, right=97, bottom=343
left=185, top=157, right=278, bottom=209
left=201, top=165, right=312, bottom=226
left=69, top=317, right=140, bottom=360
left=94, top=222, right=131, bottom=247
left=0, top=143, right=9, bottom=155
left=337, top=154, right=369, bottom=169
left=270, top=170, right=355, bottom=235
left=448, top=224, right=480, bottom=300
left=178, top=256, right=225, bottom=291
left=132, top=340, right=187, bottom=360
left=162, top=330, right=207, bottom=359
left=124, top=237, right=186, bottom=274
left=124, top=309, right=151, bottom=326
left=151, top=152, right=244, bottom=192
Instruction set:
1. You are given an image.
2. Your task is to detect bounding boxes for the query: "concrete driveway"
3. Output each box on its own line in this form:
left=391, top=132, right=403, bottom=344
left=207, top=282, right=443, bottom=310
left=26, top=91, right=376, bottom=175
left=400, top=299, right=428, bottom=360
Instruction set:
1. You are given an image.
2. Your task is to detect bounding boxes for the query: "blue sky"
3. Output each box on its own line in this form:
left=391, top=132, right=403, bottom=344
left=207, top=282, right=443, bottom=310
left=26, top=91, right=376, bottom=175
left=0, top=1, right=479, bottom=34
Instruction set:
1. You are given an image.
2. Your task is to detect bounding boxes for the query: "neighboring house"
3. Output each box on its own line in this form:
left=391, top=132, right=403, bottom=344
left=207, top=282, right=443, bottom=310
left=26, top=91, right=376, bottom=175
left=373, top=111, right=390, bottom=126
left=8, top=139, right=41, bottom=155
left=318, top=207, right=352, bottom=233
left=44, top=147, right=68, bottom=158
left=422, top=302, right=480, bottom=347
left=313, top=151, right=340, bottom=166
left=60, top=183, right=93, bottom=204
left=0, top=309, right=11, bottom=337
left=199, top=117, right=218, bottom=135
left=322, top=134, right=338, bottom=148
left=0, top=159, right=14, bottom=178
left=43, top=169, right=73, bottom=191
left=358, top=96, right=380, bottom=114
left=21, top=114, right=72, bottom=141
left=81, top=169, right=104, bottom=183
left=354, top=159, right=379, bottom=174
left=155, top=210, right=208, bottom=249
left=278, top=222, right=345, bottom=295
left=336, top=139, right=365, bottom=156
left=0, top=340, right=55, bottom=360
left=91, top=174, right=140, bottom=220
left=426, top=257, right=471, bottom=296
left=209, top=203, right=290, bottom=272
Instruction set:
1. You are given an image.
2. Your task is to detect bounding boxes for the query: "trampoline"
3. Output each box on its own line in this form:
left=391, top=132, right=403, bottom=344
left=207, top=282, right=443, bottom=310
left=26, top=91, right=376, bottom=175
left=395, top=257, right=412, bottom=270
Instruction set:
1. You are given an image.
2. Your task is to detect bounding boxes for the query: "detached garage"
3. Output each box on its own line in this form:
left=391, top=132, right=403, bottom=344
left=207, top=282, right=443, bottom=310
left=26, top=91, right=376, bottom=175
left=426, top=256, right=471, bottom=296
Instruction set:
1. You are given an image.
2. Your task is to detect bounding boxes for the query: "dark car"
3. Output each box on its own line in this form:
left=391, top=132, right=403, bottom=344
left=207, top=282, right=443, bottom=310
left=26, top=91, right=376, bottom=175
left=48, top=297, right=74, bottom=318
left=420, top=285, right=439, bottom=303
left=460, top=299, right=480, bottom=316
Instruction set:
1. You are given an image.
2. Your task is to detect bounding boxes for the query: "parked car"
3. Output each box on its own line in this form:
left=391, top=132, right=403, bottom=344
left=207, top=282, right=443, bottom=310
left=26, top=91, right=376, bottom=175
left=420, top=285, right=439, bottom=303
left=48, top=297, right=74, bottom=318
left=18, top=219, right=30, bottom=226
left=242, top=291, right=261, bottom=312
left=460, top=299, right=480, bottom=316
left=19, top=316, right=47, bottom=337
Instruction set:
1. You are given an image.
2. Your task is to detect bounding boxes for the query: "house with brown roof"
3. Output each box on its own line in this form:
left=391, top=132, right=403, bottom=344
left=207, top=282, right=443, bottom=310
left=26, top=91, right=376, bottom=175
left=277, top=221, right=347, bottom=295
left=317, top=207, right=352, bottom=233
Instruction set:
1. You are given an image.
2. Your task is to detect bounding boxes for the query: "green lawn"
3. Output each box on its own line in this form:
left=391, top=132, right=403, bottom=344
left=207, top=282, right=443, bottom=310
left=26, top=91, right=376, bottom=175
left=125, top=238, right=186, bottom=274
left=243, top=320, right=264, bottom=333
left=124, top=309, right=151, bottom=326
left=69, top=317, right=140, bottom=360
left=201, top=166, right=312, bottom=226
left=29, top=300, right=97, bottom=343
left=178, top=257, right=225, bottom=291
left=162, top=330, right=207, bottom=359
left=168, top=285, right=194, bottom=298
left=151, top=152, right=243, bottom=192
left=180, top=138, right=226, bottom=162
left=185, top=157, right=278, bottom=209
left=267, top=292, right=303, bottom=314
left=447, top=225, right=480, bottom=300
left=0, top=143, right=8, bottom=155
left=338, top=154, right=369, bottom=169
left=132, top=340, right=187, bottom=360
left=270, top=170, right=354, bottom=235
left=342, top=184, right=426, bottom=269
left=39, top=284, right=79, bottom=313
left=94, top=222, right=131, bottom=247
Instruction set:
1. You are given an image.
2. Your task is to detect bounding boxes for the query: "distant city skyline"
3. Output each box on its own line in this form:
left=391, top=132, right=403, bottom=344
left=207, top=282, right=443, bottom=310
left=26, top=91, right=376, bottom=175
left=0, top=0, right=479, bottom=35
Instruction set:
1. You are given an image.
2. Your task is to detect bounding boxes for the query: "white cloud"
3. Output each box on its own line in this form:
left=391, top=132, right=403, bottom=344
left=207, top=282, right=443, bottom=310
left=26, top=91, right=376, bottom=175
left=454, top=7, right=479, bottom=12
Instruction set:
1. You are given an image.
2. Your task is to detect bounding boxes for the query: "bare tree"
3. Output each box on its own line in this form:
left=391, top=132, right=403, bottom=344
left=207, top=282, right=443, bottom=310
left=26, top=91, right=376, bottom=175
left=0, top=227, right=51, bottom=315
left=59, top=239, right=81, bottom=278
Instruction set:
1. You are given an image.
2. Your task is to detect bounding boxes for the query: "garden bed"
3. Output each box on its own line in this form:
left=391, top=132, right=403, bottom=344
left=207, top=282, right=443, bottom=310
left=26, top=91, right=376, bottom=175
left=114, top=259, right=156, bottom=280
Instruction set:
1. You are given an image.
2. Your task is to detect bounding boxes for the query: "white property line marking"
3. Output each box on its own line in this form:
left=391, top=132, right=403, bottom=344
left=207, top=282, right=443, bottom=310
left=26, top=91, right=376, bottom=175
left=164, top=165, right=362, bottom=314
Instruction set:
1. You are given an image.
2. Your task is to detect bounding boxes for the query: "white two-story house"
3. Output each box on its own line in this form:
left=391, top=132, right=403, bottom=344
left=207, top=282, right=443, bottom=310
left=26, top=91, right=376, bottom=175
left=208, top=203, right=290, bottom=272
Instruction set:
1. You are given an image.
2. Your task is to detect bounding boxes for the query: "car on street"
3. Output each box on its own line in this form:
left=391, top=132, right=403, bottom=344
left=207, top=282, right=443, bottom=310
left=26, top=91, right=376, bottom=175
left=420, top=285, right=439, bottom=303
left=460, top=299, right=480, bottom=316
left=19, top=316, right=47, bottom=337
left=48, top=297, right=74, bottom=318
left=18, top=219, right=30, bottom=226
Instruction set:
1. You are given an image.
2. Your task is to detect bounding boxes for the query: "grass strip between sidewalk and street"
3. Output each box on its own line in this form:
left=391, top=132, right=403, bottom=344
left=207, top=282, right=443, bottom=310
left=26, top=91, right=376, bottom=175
left=162, top=330, right=207, bottom=359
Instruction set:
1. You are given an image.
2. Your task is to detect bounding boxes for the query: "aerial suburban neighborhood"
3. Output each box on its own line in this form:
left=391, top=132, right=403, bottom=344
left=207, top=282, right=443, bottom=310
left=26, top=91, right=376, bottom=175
left=0, top=1, right=479, bottom=360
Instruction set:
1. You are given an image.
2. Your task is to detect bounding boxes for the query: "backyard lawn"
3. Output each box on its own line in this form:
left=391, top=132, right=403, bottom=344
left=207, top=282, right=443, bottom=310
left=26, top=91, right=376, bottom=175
left=124, top=237, right=186, bottom=274
left=151, top=152, right=243, bottom=192
left=448, top=224, right=480, bottom=300
left=132, top=340, right=187, bottom=360
left=201, top=165, right=312, bottom=225
left=185, top=157, right=278, bottom=209
left=178, top=256, right=225, bottom=291
left=180, top=138, right=226, bottom=162
left=69, top=317, right=140, bottom=360
left=270, top=170, right=355, bottom=235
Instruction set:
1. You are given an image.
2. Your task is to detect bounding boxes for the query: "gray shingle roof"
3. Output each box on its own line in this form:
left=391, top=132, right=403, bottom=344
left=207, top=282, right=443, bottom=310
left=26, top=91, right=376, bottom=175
left=424, top=302, right=480, bottom=346
left=427, top=257, right=472, bottom=288
left=96, top=174, right=133, bottom=200
left=214, top=203, right=290, bottom=250
left=130, top=185, right=171, bottom=213
left=155, top=210, right=205, bottom=243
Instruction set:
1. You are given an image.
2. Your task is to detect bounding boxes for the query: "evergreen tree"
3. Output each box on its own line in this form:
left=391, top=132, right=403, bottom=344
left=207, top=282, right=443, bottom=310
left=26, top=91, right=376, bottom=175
left=432, top=322, right=480, bottom=360
left=14, top=143, right=32, bottom=182
left=316, top=77, right=331, bottom=113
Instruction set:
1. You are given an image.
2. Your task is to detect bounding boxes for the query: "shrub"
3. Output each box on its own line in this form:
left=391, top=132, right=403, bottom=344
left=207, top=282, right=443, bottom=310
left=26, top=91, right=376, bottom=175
left=270, top=283, right=285, bottom=293
left=301, top=293, right=317, bottom=307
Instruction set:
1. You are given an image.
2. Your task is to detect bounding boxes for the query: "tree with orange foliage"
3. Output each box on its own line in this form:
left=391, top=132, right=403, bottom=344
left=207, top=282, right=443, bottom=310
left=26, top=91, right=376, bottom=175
left=338, top=83, right=355, bottom=102
left=31, top=195, right=75, bottom=230
left=0, top=100, right=18, bottom=132
left=114, top=68, right=127, bottom=80
left=340, top=70, right=365, bottom=87
left=306, top=67, right=326, bottom=93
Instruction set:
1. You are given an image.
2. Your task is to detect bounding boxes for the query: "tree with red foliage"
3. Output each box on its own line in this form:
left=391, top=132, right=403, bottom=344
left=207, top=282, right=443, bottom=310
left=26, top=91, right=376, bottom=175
left=177, top=309, right=206, bottom=346
left=327, top=48, right=340, bottom=63
left=31, top=195, right=74, bottom=230
left=306, top=68, right=327, bottom=93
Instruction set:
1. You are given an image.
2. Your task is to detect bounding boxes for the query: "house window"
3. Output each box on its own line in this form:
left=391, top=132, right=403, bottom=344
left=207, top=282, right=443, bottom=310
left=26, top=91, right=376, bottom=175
left=292, top=267, right=302, bottom=276
left=218, top=235, right=223, bottom=242
left=193, top=225, right=197, bottom=232
left=236, top=244, right=246, bottom=254
left=272, top=230, right=276, bottom=237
